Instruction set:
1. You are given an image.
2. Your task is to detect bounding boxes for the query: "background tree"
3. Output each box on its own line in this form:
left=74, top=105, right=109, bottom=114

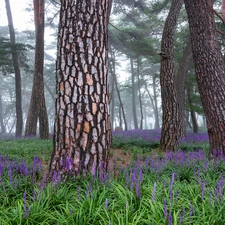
left=49, top=0, right=112, bottom=177
left=25, top=0, right=49, bottom=139
left=5, top=0, right=23, bottom=137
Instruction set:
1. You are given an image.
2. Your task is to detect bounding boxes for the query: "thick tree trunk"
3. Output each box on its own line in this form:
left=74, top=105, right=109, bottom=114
left=176, top=37, right=192, bottom=137
left=49, top=0, right=112, bottom=177
left=25, top=0, right=49, bottom=139
left=184, top=0, right=225, bottom=156
left=160, top=0, right=183, bottom=151
left=130, top=58, right=138, bottom=129
left=5, top=0, right=23, bottom=137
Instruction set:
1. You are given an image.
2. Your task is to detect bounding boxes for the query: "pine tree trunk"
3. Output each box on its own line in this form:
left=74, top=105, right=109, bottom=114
left=130, top=58, right=138, bottom=129
left=49, top=0, right=112, bottom=177
left=184, top=0, right=225, bottom=156
left=5, top=0, right=23, bottom=137
left=25, top=0, right=49, bottom=139
left=137, top=56, right=143, bottom=129
left=176, top=37, right=192, bottom=137
left=160, top=0, right=183, bottom=151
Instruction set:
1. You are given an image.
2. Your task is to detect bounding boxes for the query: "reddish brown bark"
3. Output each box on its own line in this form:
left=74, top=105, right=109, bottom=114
left=160, top=0, right=183, bottom=151
left=25, top=0, right=49, bottom=139
left=49, top=0, right=112, bottom=177
left=184, top=0, right=225, bottom=156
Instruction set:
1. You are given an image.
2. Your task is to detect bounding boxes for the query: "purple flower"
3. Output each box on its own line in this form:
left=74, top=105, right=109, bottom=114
left=152, top=182, right=157, bottom=202
left=136, top=181, right=141, bottom=198
left=70, top=209, right=73, bottom=216
left=168, top=211, right=172, bottom=225
left=163, top=198, right=167, bottom=219
left=139, top=166, right=143, bottom=183
left=105, top=198, right=108, bottom=211
left=170, top=173, right=175, bottom=205
left=9, top=167, right=13, bottom=184
left=23, top=191, right=27, bottom=212
left=201, top=182, right=205, bottom=201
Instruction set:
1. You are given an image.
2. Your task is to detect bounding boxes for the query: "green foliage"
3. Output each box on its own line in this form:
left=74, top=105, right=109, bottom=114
left=0, top=137, right=224, bottom=224
left=0, top=138, right=52, bottom=165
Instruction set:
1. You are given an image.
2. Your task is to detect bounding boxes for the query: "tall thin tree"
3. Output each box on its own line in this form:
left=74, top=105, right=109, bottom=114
left=25, top=0, right=49, bottom=139
left=5, top=0, right=23, bottom=137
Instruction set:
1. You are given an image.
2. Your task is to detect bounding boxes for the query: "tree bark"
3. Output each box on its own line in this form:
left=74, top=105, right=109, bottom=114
left=49, top=0, right=112, bottom=177
left=25, top=0, right=49, bottom=139
left=160, top=0, right=183, bottom=151
left=184, top=0, right=225, bottom=156
left=137, top=56, right=143, bottom=129
left=5, top=0, right=23, bottom=137
left=130, top=58, right=138, bottom=129
left=175, top=37, right=192, bottom=137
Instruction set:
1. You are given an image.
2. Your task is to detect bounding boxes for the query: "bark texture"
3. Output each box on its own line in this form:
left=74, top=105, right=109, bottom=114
left=5, top=0, right=23, bottom=137
left=49, top=0, right=112, bottom=176
left=25, top=0, right=49, bottom=139
left=175, top=37, right=192, bottom=137
left=184, top=0, right=225, bottom=156
left=160, top=0, right=183, bottom=151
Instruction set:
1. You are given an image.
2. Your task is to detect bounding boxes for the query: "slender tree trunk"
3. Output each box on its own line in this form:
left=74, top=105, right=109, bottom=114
left=5, top=0, right=23, bottom=137
left=49, top=0, right=112, bottom=177
left=25, top=0, right=49, bottom=139
left=176, top=37, right=192, bottom=137
left=109, top=51, right=127, bottom=131
left=0, top=91, right=6, bottom=134
left=137, top=56, right=143, bottom=129
left=186, top=85, right=198, bottom=133
left=184, top=0, right=225, bottom=156
left=145, top=82, right=159, bottom=129
left=160, top=0, right=183, bottom=151
left=152, top=75, right=160, bottom=128
left=130, top=58, right=138, bottom=129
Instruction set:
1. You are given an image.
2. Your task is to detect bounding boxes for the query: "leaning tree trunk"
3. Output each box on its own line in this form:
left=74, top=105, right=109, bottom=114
left=5, top=0, right=23, bottom=137
left=175, top=37, right=192, bottom=137
left=152, top=74, right=160, bottom=129
left=184, top=0, right=225, bottom=156
left=25, top=0, right=49, bottom=139
left=49, top=0, right=112, bottom=177
left=160, top=0, right=183, bottom=151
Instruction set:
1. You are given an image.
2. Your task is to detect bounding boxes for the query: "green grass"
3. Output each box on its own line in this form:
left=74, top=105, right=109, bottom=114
left=0, top=136, right=224, bottom=225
